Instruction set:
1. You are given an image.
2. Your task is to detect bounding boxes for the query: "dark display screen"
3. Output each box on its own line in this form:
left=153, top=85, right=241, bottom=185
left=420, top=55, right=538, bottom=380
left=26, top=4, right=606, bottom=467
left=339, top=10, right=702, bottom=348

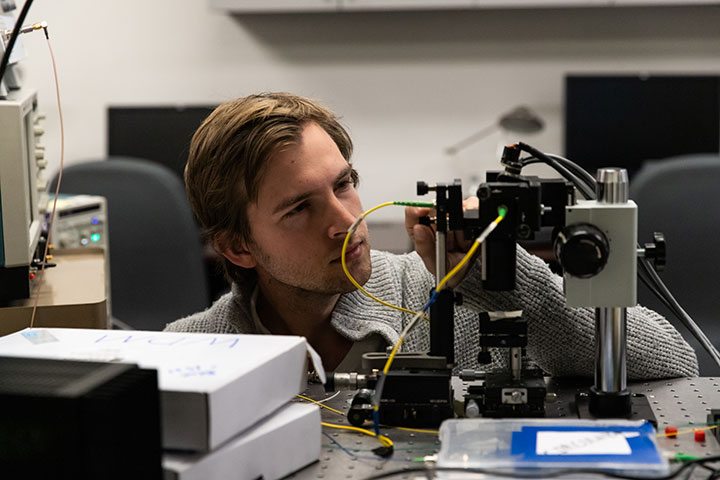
left=564, top=75, right=720, bottom=178
left=108, top=106, right=216, bottom=180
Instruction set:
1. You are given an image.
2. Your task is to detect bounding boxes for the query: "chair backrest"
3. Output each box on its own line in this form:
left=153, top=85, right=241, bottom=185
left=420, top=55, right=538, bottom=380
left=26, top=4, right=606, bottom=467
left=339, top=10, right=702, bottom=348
left=631, top=154, right=720, bottom=375
left=51, top=157, right=210, bottom=331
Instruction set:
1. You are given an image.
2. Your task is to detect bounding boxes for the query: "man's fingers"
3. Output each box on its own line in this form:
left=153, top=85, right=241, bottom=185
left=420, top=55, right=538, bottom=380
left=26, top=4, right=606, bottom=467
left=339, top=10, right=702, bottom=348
left=412, top=224, right=436, bottom=275
left=446, top=230, right=473, bottom=253
left=463, top=196, right=479, bottom=210
left=456, top=229, right=475, bottom=251
left=405, top=206, right=433, bottom=239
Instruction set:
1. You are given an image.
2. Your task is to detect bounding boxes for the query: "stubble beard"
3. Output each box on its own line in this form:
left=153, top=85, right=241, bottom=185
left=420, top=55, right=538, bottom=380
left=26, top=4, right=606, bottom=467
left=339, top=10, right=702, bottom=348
left=251, top=240, right=373, bottom=298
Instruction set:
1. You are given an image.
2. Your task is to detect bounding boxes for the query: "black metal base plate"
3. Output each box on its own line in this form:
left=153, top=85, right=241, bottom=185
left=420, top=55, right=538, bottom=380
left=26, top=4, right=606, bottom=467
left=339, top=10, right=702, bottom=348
left=576, top=391, right=658, bottom=428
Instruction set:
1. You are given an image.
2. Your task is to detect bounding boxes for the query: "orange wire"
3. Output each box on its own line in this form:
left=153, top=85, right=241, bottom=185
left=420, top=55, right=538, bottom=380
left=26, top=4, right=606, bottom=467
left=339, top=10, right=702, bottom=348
left=30, top=31, right=63, bottom=328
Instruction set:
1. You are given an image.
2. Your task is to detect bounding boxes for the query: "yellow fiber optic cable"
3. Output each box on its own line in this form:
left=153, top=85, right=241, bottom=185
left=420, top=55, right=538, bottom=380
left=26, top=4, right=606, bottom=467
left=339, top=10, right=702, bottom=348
left=341, top=201, right=432, bottom=318
left=321, top=422, right=394, bottom=448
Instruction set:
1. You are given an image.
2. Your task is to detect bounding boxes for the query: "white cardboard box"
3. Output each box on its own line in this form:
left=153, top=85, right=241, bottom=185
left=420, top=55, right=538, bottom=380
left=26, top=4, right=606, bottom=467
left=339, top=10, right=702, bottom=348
left=163, top=402, right=321, bottom=480
left=0, top=328, right=314, bottom=451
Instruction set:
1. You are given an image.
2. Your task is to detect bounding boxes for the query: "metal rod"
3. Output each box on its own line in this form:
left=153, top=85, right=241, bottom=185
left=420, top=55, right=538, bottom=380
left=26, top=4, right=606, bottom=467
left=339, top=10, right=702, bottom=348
left=594, top=307, right=627, bottom=392
left=435, top=231, right=446, bottom=286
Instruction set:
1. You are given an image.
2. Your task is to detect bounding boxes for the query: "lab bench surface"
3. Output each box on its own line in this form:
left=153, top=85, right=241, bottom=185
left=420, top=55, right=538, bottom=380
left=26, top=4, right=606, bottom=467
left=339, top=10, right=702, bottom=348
left=289, top=376, right=720, bottom=479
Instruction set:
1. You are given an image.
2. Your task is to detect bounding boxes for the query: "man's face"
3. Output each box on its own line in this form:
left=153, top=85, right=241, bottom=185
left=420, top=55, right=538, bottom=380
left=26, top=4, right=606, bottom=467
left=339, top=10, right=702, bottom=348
left=242, top=122, right=372, bottom=295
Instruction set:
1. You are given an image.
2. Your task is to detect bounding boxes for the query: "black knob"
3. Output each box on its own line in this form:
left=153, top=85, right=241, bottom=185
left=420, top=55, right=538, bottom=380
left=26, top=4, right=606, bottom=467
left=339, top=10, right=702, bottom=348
left=348, top=389, right=374, bottom=427
left=477, top=184, right=492, bottom=201
left=554, top=223, right=610, bottom=278
left=477, top=350, right=492, bottom=365
left=643, top=232, right=666, bottom=272
left=417, top=181, right=429, bottom=195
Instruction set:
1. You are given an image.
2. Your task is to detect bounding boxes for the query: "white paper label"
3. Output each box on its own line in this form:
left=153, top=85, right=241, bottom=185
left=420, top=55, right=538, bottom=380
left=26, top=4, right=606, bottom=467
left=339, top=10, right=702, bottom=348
left=536, top=431, right=632, bottom=455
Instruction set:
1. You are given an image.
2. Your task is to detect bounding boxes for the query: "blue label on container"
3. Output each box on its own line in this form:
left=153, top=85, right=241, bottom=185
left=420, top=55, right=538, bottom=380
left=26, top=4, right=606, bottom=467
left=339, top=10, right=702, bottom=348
left=511, top=422, right=661, bottom=465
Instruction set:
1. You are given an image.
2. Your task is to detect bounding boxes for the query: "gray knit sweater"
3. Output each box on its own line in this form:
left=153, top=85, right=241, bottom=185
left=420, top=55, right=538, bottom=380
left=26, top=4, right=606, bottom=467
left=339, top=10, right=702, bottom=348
left=165, top=246, right=698, bottom=379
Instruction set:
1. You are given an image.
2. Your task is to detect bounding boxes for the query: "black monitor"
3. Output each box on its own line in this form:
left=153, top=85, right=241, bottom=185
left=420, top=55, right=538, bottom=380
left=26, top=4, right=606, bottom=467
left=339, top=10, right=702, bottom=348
left=107, top=106, right=216, bottom=180
left=564, top=75, right=720, bottom=178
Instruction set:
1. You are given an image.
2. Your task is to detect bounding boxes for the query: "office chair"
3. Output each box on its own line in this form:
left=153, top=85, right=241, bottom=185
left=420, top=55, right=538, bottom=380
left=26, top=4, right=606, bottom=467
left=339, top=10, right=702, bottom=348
left=631, top=154, right=720, bottom=375
left=50, top=157, right=210, bottom=331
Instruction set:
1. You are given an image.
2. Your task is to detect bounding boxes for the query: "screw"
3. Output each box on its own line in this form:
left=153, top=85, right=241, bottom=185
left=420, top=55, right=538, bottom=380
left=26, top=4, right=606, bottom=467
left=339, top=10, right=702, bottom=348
left=517, top=224, right=532, bottom=239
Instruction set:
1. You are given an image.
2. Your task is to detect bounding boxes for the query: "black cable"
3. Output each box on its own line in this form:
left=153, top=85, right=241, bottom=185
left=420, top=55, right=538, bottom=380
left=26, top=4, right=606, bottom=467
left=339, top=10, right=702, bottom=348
left=520, top=156, right=595, bottom=200
left=680, top=464, right=697, bottom=480
left=546, top=153, right=598, bottom=195
left=637, top=258, right=674, bottom=310
left=635, top=270, right=703, bottom=354
left=696, top=463, right=719, bottom=478
left=637, top=259, right=694, bottom=337
left=522, top=154, right=597, bottom=197
left=0, top=0, right=35, bottom=89
left=361, top=455, right=720, bottom=480
left=522, top=156, right=595, bottom=199
left=639, top=256, right=720, bottom=367
left=519, top=154, right=593, bottom=199
left=637, top=266, right=673, bottom=309
left=638, top=241, right=720, bottom=367
left=517, top=143, right=596, bottom=200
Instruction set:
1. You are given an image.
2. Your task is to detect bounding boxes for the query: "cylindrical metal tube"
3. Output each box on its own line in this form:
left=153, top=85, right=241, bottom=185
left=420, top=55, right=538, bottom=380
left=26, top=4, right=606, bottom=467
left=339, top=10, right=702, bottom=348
left=436, top=231, right=447, bottom=286
left=326, top=372, right=374, bottom=391
left=596, top=168, right=629, bottom=204
left=594, top=306, right=627, bottom=393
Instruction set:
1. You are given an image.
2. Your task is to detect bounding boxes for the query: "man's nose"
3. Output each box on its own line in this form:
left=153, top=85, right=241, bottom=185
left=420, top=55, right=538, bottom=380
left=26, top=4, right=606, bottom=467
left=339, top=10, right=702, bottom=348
left=327, top=198, right=358, bottom=239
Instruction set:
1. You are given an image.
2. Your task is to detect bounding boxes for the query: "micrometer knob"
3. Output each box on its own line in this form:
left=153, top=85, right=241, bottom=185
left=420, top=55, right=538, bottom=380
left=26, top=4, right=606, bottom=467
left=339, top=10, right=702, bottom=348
left=644, top=232, right=666, bottom=272
left=417, top=181, right=429, bottom=196
left=554, top=223, right=610, bottom=278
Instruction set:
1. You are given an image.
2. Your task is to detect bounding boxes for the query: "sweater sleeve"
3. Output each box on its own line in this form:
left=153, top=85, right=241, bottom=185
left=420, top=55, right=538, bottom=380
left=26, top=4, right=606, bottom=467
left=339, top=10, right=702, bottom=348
left=456, top=245, right=699, bottom=379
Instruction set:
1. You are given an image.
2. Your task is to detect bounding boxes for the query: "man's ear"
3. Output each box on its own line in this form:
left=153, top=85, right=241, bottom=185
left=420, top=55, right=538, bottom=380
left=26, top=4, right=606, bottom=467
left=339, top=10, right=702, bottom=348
left=214, top=232, right=257, bottom=269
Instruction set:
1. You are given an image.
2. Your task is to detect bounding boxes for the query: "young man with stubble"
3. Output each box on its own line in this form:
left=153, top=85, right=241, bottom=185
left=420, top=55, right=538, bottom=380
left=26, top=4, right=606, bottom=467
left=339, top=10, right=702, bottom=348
left=164, top=92, right=697, bottom=378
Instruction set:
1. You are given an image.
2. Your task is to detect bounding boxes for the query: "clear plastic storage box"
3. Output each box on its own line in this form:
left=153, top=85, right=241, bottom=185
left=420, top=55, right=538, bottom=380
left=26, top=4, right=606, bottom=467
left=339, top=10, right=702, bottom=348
left=437, top=418, right=668, bottom=479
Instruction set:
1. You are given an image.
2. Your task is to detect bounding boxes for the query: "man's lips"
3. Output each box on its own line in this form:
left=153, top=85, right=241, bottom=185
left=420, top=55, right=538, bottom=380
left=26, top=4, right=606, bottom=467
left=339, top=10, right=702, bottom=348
left=332, top=241, right=363, bottom=263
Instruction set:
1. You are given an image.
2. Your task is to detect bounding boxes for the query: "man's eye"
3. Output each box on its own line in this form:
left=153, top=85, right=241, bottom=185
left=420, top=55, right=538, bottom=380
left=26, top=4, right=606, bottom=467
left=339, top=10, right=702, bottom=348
left=284, top=203, right=307, bottom=218
left=336, top=180, right=353, bottom=191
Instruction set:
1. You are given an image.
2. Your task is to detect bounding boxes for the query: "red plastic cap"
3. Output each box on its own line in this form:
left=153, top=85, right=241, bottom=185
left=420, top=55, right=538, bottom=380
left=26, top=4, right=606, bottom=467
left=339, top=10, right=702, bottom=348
left=694, top=429, right=706, bottom=443
left=665, top=427, right=678, bottom=438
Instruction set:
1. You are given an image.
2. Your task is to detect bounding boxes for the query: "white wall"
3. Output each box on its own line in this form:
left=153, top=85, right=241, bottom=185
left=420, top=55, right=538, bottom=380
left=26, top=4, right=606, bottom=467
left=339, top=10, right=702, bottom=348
left=17, top=1, right=720, bottom=220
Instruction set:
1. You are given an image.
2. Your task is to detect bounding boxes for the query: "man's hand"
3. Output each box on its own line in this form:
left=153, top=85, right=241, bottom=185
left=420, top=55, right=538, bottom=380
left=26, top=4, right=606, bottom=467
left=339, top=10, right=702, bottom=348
left=405, top=197, right=479, bottom=288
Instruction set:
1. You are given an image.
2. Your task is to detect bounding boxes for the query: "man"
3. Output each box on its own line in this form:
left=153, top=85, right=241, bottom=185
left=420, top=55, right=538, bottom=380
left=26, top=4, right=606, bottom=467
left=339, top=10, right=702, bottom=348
left=165, top=92, right=698, bottom=378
